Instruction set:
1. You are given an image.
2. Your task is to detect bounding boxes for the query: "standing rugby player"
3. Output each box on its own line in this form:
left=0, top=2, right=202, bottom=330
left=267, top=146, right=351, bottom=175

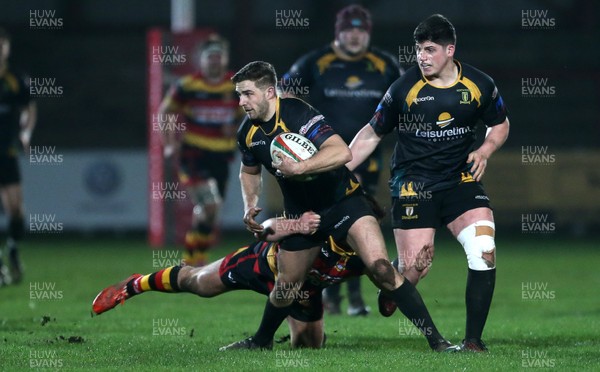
left=233, top=61, right=458, bottom=352
left=0, top=28, right=36, bottom=286
left=280, top=4, right=401, bottom=316
left=348, top=14, right=510, bottom=351
left=160, top=35, right=242, bottom=266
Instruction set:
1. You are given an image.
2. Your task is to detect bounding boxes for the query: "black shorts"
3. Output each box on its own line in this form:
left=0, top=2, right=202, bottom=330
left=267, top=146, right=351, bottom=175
left=391, top=181, right=492, bottom=229
left=0, top=155, right=21, bottom=186
left=178, top=144, right=232, bottom=197
left=279, top=194, right=375, bottom=252
left=219, top=244, right=323, bottom=322
left=353, top=153, right=382, bottom=196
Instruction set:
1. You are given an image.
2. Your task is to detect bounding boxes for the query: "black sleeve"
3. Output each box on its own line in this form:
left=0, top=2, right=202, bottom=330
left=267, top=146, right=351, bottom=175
left=287, top=98, right=336, bottom=149
left=280, top=50, right=317, bottom=92
left=368, top=79, right=402, bottom=136
left=480, top=79, right=508, bottom=127
left=236, top=118, right=260, bottom=167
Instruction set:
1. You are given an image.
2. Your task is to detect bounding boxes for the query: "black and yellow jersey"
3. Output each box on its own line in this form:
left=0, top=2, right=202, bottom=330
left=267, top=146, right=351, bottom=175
left=370, top=61, right=508, bottom=193
left=0, top=69, right=30, bottom=155
left=236, top=97, right=362, bottom=215
left=281, top=43, right=401, bottom=145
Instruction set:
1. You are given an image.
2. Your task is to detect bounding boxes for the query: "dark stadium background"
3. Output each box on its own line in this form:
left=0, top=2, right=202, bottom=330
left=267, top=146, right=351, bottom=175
left=1, top=0, right=598, bottom=236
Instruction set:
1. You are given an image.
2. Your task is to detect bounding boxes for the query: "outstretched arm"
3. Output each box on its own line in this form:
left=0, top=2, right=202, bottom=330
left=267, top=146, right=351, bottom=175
left=255, top=211, right=321, bottom=242
left=346, top=124, right=383, bottom=171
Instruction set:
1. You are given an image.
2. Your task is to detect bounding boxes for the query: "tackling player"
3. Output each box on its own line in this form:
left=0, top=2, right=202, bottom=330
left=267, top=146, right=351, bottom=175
left=233, top=61, right=457, bottom=352
left=92, top=208, right=457, bottom=351
left=0, top=28, right=36, bottom=286
left=280, top=4, right=402, bottom=316
left=348, top=14, right=510, bottom=352
left=159, top=35, right=242, bottom=266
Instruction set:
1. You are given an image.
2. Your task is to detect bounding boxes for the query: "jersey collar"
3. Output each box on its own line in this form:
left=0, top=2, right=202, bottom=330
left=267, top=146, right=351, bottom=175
left=421, top=60, right=463, bottom=89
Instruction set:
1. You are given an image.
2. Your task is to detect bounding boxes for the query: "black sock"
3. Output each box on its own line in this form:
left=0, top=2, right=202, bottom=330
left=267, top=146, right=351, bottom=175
left=390, top=280, right=443, bottom=349
left=465, top=268, right=496, bottom=340
left=253, top=299, right=290, bottom=346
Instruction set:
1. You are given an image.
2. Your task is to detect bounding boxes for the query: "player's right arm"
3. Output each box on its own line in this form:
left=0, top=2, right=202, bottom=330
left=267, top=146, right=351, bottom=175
left=347, top=80, right=402, bottom=171
left=347, top=124, right=383, bottom=171
left=240, top=163, right=264, bottom=233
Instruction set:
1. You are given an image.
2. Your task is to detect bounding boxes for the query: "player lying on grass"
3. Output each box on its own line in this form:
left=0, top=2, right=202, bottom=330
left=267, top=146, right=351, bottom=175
left=92, top=208, right=458, bottom=352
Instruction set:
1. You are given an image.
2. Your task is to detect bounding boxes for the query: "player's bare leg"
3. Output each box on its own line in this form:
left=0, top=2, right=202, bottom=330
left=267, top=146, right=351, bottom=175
left=270, top=246, right=320, bottom=307
left=92, top=259, right=229, bottom=315
left=394, top=228, right=436, bottom=284
left=376, top=229, right=435, bottom=318
left=447, top=207, right=496, bottom=352
left=287, top=317, right=324, bottom=348
left=346, top=215, right=458, bottom=351
left=0, top=183, right=25, bottom=286
left=177, top=260, right=228, bottom=297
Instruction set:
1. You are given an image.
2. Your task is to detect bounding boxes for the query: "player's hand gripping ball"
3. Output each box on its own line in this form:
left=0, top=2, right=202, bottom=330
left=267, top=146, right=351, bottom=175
left=270, top=132, right=318, bottom=181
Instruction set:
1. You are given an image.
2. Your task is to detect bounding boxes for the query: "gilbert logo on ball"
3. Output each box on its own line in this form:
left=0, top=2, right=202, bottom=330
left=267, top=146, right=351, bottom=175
left=270, top=132, right=318, bottom=181
left=270, top=132, right=317, bottom=163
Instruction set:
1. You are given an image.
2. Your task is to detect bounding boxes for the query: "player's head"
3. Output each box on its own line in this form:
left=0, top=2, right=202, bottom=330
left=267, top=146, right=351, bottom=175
left=413, top=14, right=457, bottom=78
left=0, top=27, right=11, bottom=65
left=232, top=61, right=278, bottom=121
left=198, top=35, right=229, bottom=78
left=334, top=5, right=371, bottom=56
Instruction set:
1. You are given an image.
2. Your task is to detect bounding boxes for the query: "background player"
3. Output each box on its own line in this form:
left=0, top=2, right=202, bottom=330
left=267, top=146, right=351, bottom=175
left=347, top=14, right=510, bottom=352
left=159, top=35, right=241, bottom=266
left=0, top=27, right=36, bottom=286
left=233, top=61, right=457, bottom=352
left=280, top=4, right=402, bottom=316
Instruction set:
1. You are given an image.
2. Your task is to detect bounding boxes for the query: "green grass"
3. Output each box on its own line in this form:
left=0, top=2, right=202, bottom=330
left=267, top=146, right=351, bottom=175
left=1, top=233, right=598, bottom=371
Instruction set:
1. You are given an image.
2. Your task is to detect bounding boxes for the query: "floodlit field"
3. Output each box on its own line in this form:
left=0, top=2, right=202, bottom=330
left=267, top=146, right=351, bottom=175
left=1, top=233, right=598, bottom=371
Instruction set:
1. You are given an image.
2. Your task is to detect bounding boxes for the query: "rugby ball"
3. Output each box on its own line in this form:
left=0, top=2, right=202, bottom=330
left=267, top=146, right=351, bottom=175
left=270, top=132, right=317, bottom=164
left=270, top=132, right=318, bottom=181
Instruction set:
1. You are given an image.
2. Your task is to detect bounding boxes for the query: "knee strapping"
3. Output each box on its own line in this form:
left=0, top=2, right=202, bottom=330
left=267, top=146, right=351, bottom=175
left=457, top=220, right=496, bottom=270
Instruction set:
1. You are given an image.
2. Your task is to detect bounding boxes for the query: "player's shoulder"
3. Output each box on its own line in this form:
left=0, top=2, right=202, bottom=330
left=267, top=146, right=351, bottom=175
left=459, top=61, right=497, bottom=88
left=4, top=68, right=30, bottom=87
left=387, top=65, right=422, bottom=95
left=292, top=44, right=331, bottom=68
left=369, top=46, right=399, bottom=66
left=281, top=96, right=316, bottom=113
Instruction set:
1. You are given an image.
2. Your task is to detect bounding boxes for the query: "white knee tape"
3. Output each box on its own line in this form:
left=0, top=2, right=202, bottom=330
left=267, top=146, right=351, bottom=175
left=457, top=220, right=496, bottom=271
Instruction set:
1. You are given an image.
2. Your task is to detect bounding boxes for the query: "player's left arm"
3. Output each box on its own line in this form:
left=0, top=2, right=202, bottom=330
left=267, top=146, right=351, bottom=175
left=255, top=211, right=321, bottom=241
left=19, top=101, right=36, bottom=152
left=468, top=118, right=510, bottom=181
left=274, top=134, right=352, bottom=177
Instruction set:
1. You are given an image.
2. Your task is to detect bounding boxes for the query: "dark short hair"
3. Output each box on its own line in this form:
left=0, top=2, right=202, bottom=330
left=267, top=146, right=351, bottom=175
left=413, top=14, right=456, bottom=46
left=231, top=61, right=277, bottom=90
left=0, top=27, right=10, bottom=41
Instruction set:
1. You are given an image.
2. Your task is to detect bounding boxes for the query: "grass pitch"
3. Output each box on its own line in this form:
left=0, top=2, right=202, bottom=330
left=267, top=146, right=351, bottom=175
left=0, top=233, right=598, bottom=371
